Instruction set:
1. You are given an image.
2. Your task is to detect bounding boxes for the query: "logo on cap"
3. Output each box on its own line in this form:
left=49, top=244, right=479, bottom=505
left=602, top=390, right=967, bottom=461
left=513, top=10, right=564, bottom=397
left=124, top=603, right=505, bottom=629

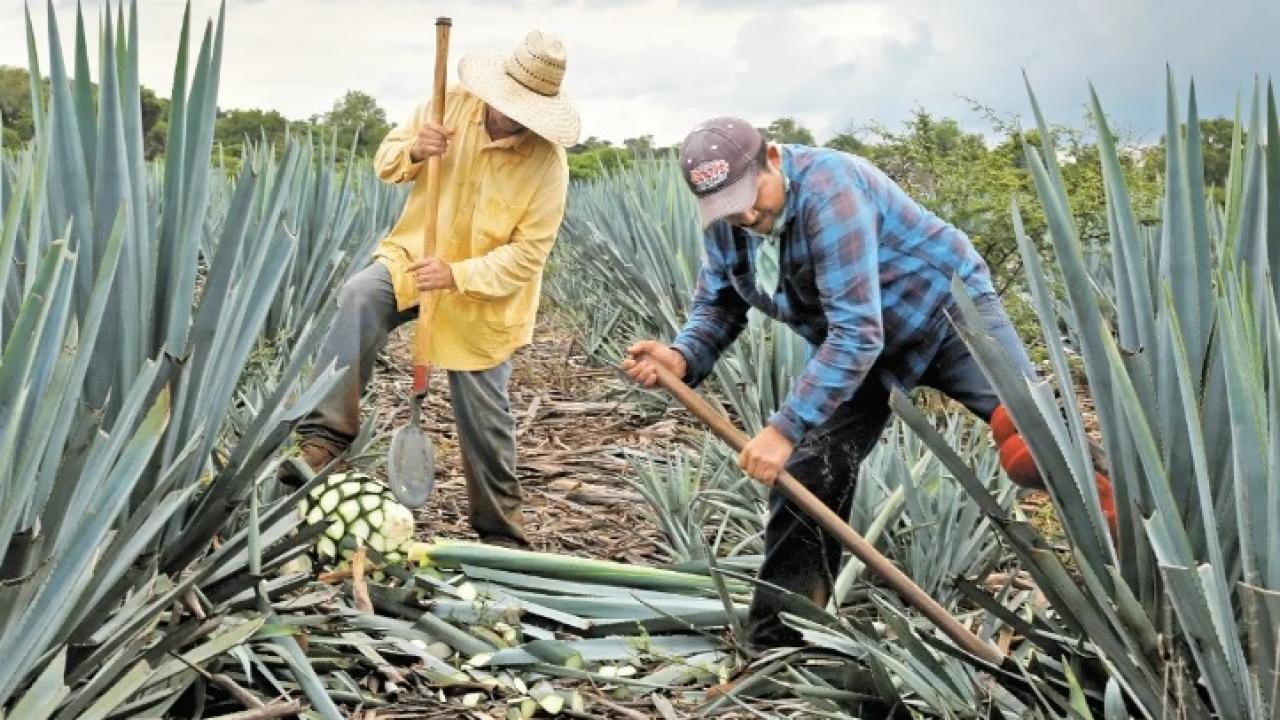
left=689, top=159, right=730, bottom=194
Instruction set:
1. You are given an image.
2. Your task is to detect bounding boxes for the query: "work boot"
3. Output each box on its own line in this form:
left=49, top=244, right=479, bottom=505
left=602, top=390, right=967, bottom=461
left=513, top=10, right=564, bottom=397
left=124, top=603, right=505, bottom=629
left=277, top=439, right=348, bottom=488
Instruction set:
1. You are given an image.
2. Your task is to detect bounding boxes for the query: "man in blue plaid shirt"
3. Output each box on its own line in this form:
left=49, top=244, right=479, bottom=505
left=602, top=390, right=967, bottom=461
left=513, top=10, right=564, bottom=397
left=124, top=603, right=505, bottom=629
left=623, top=117, right=1037, bottom=649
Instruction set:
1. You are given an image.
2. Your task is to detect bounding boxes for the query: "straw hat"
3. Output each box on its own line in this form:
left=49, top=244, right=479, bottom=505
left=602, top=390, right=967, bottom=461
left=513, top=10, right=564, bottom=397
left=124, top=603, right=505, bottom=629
left=458, top=30, right=581, bottom=147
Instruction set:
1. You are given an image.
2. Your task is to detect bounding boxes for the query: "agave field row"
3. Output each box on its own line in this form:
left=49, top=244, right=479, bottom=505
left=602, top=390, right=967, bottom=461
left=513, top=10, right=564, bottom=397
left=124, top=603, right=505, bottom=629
left=0, top=2, right=402, bottom=716
left=4, top=0, right=1280, bottom=718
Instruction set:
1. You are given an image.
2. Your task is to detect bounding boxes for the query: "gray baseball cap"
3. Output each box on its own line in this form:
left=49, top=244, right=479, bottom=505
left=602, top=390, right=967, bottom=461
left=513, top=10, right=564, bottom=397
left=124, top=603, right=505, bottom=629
left=679, top=117, right=762, bottom=229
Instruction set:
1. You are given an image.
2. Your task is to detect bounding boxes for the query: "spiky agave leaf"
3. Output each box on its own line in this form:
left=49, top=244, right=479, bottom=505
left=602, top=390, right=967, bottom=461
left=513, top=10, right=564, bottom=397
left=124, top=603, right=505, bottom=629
left=919, top=74, right=1280, bottom=718
left=408, top=539, right=747, bottom=595
left=0, top=2, right=390, bottom=716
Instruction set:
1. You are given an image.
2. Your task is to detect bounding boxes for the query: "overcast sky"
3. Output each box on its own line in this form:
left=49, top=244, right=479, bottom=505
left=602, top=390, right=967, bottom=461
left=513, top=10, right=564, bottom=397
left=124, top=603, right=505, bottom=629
left=2, top=0, right=1278, bottom=146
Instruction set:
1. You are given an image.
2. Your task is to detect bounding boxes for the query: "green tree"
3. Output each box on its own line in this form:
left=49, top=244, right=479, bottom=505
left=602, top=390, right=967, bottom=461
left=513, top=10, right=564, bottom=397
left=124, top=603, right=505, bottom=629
left=825, top=131, right=866, bottom=154
left=317, top=90, right=390, bottom=158
left=1, top=65, right=40, bottom=150
left=567, top=146, right=632, bottom=181
left=1140, top=117, right=1238, bottom=200
left=2, top=65, right=169, bottom=157
left=215, top=108, right=290, bottom=149
left=859, top=110, right=992, bottom=211
left=850, top=108, right=1160, bottom=298
left=140, top=87, right=169, bottom=159
left=622, top=134, right=655, bottom=156
left=569, top=135, right=613, bottom=154
left=212, top=107, right=293, bottom=167
left=1197, top=117, right=1236, bottom=190
left=760, top=117, right=815, bottom=145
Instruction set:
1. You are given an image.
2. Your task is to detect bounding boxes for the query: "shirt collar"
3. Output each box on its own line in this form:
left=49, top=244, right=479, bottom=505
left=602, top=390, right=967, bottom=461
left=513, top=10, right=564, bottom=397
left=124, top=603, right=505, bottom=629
left=778, top=145, right=799, bottom=233
left=488, top=131, right=536, bottom=157
left=471, top=102, right=536, bottom=157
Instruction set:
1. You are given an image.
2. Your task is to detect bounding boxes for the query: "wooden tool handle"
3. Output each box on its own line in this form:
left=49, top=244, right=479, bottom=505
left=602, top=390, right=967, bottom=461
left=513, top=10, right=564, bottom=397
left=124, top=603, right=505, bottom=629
left=639, top=354, right=1005, bottom=665
left=412, top=17, right=452, bottom=396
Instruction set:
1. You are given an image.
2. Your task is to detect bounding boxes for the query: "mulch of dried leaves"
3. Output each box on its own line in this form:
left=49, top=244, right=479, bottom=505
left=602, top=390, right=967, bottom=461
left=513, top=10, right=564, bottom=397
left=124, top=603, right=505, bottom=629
left=356, top=315, right=681, bottom=566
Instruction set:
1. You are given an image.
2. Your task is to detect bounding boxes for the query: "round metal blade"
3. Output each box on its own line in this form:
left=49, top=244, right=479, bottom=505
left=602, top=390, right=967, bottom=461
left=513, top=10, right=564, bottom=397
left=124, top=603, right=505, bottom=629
left=388, top=424, right=436, bottom=508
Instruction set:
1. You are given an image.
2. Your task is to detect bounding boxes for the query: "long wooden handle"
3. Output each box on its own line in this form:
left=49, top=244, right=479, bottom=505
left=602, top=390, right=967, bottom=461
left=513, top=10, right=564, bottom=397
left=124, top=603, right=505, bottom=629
left=412, top=17, right=452, bottom=396
left=640, top=354, right=1006, bottom=665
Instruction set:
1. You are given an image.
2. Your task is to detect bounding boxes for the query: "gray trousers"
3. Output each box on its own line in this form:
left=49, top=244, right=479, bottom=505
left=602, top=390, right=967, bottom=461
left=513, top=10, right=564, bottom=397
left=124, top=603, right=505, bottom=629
left=298, top=263, right=527, bottom=545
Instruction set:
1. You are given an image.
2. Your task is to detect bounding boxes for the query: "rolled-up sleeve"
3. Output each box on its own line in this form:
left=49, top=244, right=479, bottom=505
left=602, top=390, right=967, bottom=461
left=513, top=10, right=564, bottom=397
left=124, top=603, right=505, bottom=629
left=374, top=103, right=428, bottom=184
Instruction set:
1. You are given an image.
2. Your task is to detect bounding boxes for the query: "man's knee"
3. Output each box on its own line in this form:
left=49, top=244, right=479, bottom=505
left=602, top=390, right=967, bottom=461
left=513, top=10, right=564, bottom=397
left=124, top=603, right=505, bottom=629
left=333, top=267, right=401, bottom=333
left=338, top=271, right=386, bottom=311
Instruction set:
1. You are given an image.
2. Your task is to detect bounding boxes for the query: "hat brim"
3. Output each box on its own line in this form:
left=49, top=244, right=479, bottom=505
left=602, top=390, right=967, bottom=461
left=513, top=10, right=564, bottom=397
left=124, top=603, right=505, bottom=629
left=695, top=166, right=759, bottom=229
left=459, top=52, right=581, bottom=146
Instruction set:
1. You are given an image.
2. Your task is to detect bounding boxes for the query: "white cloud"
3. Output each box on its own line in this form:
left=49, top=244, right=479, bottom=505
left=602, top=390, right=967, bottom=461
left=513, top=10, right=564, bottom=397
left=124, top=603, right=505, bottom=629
left=1, top=0, right=1277, bottom=147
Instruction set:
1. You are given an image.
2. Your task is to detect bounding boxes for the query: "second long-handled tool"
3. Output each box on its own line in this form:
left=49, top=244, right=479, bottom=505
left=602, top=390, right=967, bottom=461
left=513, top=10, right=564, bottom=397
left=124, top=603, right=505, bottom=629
left=388, top=17, right=452, bottom=508
left=637, top=352, right=1006, bottom=665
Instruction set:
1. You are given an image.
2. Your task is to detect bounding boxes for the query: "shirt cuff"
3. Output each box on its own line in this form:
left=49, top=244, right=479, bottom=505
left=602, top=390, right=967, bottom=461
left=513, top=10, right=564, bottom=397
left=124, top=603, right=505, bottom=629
left=670, top=340, right=710, bottom=387
left=450, top=258, right=476, bottom=294
left=394, top=146, right=425, bottom=183
left=767, top=406, right=806, bottom=445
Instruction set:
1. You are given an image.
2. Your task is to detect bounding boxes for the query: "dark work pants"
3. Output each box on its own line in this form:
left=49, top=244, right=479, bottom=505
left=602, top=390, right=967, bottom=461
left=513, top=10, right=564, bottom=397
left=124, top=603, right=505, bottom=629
left=746, top=293, right=1035, bottom=648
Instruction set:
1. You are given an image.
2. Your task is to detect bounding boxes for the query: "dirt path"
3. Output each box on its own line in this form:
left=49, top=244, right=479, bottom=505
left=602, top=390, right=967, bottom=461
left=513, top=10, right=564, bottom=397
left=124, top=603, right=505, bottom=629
left=361, top=313, right=678, bottom=565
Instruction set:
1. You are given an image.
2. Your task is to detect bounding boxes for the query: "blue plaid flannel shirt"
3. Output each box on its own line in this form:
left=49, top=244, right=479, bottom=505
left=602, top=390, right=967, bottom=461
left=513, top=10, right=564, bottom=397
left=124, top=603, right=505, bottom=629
left=671, top=146, right=997, bottom=444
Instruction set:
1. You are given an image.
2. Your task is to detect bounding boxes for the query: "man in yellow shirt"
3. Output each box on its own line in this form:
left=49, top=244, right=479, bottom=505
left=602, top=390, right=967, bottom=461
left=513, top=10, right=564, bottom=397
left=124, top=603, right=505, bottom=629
left=290, top=30, right=578, bottom=548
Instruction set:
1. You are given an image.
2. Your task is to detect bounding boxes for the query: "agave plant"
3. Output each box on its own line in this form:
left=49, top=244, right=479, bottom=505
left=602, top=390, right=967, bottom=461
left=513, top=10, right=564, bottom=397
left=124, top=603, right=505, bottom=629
left=862, top=74, right=1280, bottom=719
left=627, top=435, right=767, bottom=563
left=782, top=74, right=1280, bottom=719
left=0, top=2, right=390, bottom=716
left=668, top=409, right=1059, bottom=718
left=252, top=130, right=402, bottom=347
left=840, top=414, right=1016, bottom=608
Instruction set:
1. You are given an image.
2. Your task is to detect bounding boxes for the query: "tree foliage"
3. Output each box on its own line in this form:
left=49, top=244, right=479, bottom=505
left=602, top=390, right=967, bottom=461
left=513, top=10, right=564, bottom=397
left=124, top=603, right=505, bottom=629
left=622, top=133, right=656, bottom=156
left=313, top=89, right=390, bottom=159
left=0, top=66, right=39, bottom=150
left=760, top=116, right=816, bottom=145
left=3, top=65, right=173, bottom=158
left=825, top=131, right=866, bottom=154
left=3, top=65, right=394, bottom=168
left=215, top=107, right=290, bottom=149
left=568, top=145, right=633, bottom=181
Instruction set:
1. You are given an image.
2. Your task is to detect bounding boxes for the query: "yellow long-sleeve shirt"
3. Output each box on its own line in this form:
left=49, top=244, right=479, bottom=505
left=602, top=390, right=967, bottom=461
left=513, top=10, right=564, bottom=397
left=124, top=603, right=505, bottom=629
left=372, top=87, right=569, bottom=371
